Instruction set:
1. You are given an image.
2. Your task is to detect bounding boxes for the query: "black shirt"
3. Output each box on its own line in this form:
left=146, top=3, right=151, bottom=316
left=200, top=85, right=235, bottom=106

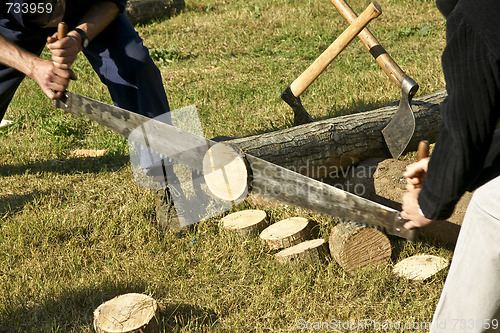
left=419, top=0, right=500, bottom=219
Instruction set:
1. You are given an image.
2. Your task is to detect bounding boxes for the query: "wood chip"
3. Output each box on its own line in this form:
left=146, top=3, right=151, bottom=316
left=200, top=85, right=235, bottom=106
left=393, top=254, right=449, bottom=281
left=71, top=149, right=107, bottom=157
left=93, top=293, right=158, bottom=333
left=0, top=119, right=13, bottom=129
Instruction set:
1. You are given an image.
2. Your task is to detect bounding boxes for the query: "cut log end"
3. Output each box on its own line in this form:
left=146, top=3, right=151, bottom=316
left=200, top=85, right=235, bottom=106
left=203, top=142, right=249, bottom=202
left=275, top=239, right=328, bottom=264
left=94, top=293, right=159, bottom=333
left=329, top=221, right=392, bottom=273
left=393, top=254, right=449, bottom=281
left=260, top=217, right=310, bottom=250
left=221, top=209, right=268, bottom=238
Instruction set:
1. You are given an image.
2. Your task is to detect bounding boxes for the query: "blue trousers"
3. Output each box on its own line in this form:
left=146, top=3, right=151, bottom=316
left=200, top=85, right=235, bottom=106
left=0, top=14, right=171, bottom=169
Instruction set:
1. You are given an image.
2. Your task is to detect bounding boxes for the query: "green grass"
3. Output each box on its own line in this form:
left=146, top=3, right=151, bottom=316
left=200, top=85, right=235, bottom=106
left=0, top=0, right=450, bottom=331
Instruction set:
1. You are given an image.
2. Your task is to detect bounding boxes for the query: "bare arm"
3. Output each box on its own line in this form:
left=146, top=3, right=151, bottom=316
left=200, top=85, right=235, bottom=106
left=0, top=2, right=120, bottom=100
left=0, top=34, right=72, bottom=99
left=48, top=2, right=120, bottom=68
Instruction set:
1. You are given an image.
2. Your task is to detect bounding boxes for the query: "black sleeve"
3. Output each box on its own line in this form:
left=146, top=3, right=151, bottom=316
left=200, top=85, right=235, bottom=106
left=418, top=14, right=500, bottom=220
left=435, top=0, right=458, bottom=18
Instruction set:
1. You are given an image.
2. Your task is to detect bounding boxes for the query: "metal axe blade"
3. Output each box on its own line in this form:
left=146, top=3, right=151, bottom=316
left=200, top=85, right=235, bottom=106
left=330, top=0, right=419, bottom=158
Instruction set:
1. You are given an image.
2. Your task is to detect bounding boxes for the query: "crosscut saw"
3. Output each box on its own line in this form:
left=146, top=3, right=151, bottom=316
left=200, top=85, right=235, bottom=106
left=54, top=92, right=416, bottom=242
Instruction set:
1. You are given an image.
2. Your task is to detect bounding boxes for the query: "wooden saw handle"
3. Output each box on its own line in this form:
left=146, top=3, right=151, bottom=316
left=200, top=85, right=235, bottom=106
left=417, top=140, right=430, bottom=161
left=58, top=22, right=68, bottom=39
left=414, top=140, right=430, bottom=189
left=330, top=0, right=407, bottom=89
left=290, top=1, right=381, bottom=97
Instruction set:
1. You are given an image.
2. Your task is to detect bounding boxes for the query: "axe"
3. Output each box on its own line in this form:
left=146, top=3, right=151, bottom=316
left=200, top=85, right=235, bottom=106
left=280, top=1, right=382, bottom=126
left=330, top=0, right=419, bottom=159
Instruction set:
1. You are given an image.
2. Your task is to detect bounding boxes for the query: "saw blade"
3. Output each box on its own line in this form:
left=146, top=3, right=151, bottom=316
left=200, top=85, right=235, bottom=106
left=245, top=154, right=416, bottom=241
left=55, top=91, right=416, bottom=242
left=54, top=92, right=213, bottom=171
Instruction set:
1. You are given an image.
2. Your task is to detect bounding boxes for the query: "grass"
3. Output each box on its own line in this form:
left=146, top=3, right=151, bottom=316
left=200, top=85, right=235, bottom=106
left=0, top=0, right=450, bottom=331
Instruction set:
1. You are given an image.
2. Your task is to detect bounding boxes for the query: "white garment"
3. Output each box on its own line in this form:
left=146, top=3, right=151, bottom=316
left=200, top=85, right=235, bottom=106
left=431, top=175, right=500, bottom=333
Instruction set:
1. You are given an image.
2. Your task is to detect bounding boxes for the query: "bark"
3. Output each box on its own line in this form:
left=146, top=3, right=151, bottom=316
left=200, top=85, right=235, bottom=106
left=233, top=89, right=447, bottom=179
left=260, top=217, right=311, bottom=250
left=221, top=210, right=268, bottom=238
left=126, top=0, right=185, bottom=25
left=275, top=239, right=329, bottom=264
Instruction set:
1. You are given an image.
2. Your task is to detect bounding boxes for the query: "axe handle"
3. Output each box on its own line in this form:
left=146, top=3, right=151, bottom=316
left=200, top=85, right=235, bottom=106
left=330, top=0, right=406, bottom=89
left=290, top=1, right=381, bottom=97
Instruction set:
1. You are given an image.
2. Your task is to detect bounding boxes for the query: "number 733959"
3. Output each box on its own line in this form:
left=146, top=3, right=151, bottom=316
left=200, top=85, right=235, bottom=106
left=6, top=2, right=53, bottom=14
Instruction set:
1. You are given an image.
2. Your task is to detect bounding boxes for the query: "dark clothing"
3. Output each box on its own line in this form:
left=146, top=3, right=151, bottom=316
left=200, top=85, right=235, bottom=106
left=2, top=0, right=127, bottom=29
left=0, top=1, right=170, bottom=170
left=419, top=0, right=500, bottom=220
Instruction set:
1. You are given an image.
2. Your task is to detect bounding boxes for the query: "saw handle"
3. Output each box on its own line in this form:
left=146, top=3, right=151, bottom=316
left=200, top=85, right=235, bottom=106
left=413, top=140, right=430, bottom=190
left=417, top=140, right=430, bottom=162
left=330, top=0, right=416, bottom=93
left=58, top=21, right=68, bottom=39
left=290, top=1, right=381, bottom=97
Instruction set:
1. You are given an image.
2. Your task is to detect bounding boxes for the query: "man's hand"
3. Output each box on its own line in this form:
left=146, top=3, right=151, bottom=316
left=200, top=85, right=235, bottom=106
left=47, top=32, right=82, bottom=70
left=403, top=157, right=430, bottom=190
left=401, top=189, right=433, bottom=229
left=30, top=58, right=74, bottom=99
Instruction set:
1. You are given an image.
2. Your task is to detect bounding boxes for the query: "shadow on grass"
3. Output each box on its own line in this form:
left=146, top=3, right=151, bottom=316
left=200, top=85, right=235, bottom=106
left=247, top=96, right=394, bottom=138
left=0, top=280, right=219, bottom=332
left=0, top=189, right=52, bottom=216
left=0, top=154, right=130, bottom=177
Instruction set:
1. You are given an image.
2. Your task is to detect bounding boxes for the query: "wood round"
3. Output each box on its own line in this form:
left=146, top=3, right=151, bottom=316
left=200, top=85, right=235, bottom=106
left=275, top=239, right=328, bottom=264
left=260, top=217, right=310, bottom=250
left=203, top=142, right=248, bottom=202
left=93, top=293, right=159, bottom=333
left=221, top=209, right=268, bottom=238
left=393, top=254, right=449, bottom=281
left=329, top=221, right=392, bottom=273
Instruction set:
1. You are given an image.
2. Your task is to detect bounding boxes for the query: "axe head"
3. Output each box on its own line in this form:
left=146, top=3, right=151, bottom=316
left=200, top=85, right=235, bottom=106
left=281, top=86, right=314, bottom=126
left=382, top=76, right=419, bottom=159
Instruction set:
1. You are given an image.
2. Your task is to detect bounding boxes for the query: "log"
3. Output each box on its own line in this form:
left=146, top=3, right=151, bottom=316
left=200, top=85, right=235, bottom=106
left=203, top=142, right=249, bottom=202
left=275, top=239, right=329, bottom=264
left=233, top=90, right=447, bottom=179
left=221, top=209, right=268, bottom=238
left=329, top=221, right=392, bottom=273
left=94, top=293, right=159, bottom=333
left=260, top=217, right=310, bottom=250
left=126, top=0, right=185, bottom=25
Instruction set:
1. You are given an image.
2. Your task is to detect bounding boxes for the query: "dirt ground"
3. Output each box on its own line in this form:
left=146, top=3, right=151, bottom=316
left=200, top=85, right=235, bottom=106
left=327, top=157, right=471, bottom=248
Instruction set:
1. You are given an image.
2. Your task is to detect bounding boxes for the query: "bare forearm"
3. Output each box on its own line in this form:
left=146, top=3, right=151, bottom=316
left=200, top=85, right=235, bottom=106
left=70, top=2, right=120, bottom=43
left=0, top=34, right=39, bottom=77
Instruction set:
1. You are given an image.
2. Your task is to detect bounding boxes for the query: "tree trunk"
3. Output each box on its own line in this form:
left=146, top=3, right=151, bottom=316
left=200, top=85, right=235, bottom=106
left=126, top=0, right=185, bottom=25
left=232, top=89, right=446, bottom=179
